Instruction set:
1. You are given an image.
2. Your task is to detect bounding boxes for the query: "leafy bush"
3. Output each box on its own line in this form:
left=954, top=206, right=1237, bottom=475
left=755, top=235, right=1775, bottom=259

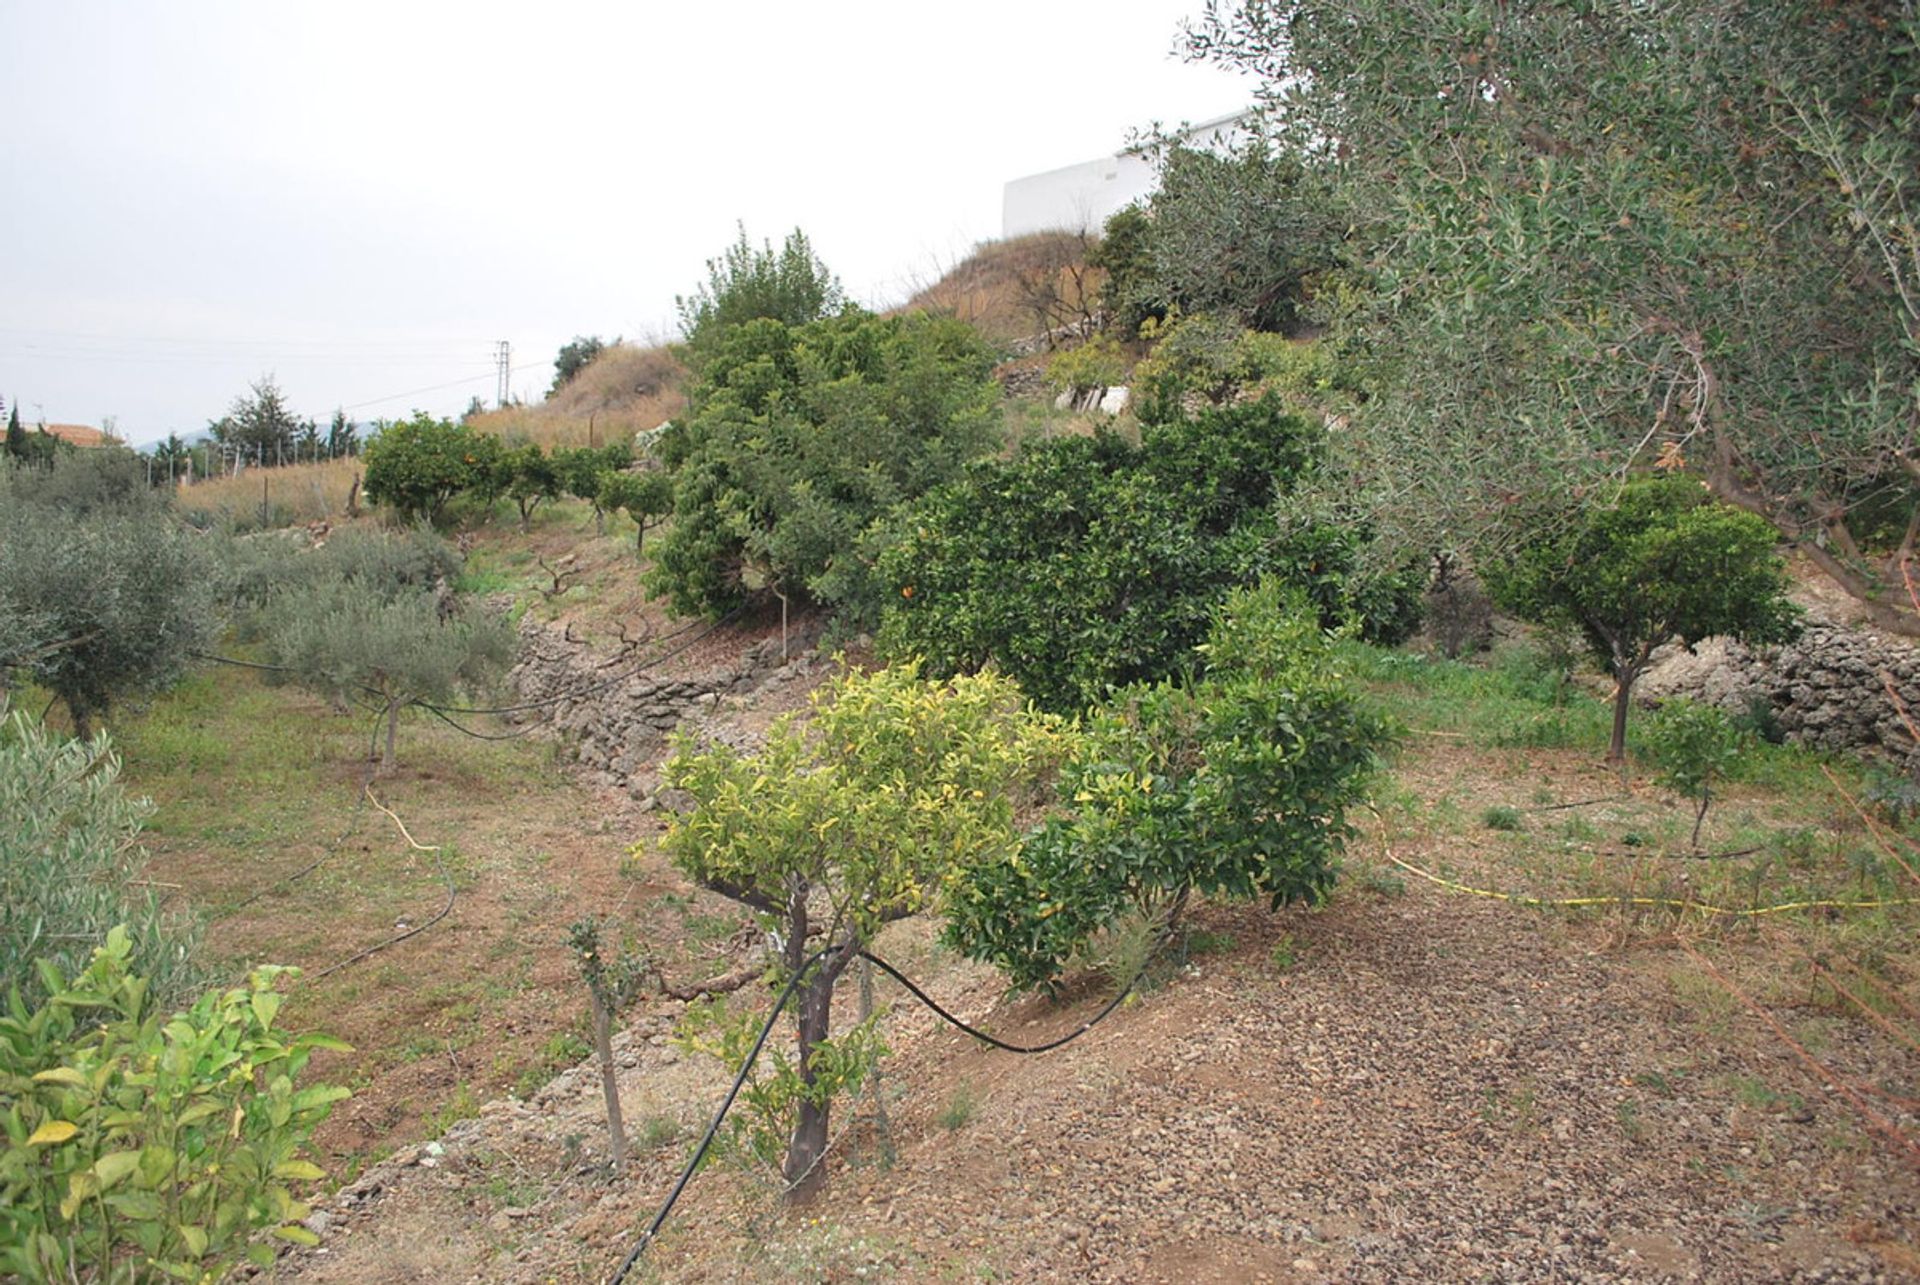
left=0, top=714, right=198, bottom=1011
left=0, top=927, right=348, bottom=1283
left=1089, top=204, right=1163, bottom=339
left=676, top=225, right=843, bottom=361
left=648, top=309, right=1000, bottom=624
left=361, top=412, right=491, bottom=524
left=1044, top=333, right=1128, bottom=396
left=2, top=449, right=158, bottom=518
left=878, top=396, right=1421, bottom=713
left=1643, top=699, right=1748, bottom=848
left=1486, top=476, right=1797, bottom=760
left=1131, top=313, right=1345, bottom=424
left=944, top=582, right=1388, bottom=991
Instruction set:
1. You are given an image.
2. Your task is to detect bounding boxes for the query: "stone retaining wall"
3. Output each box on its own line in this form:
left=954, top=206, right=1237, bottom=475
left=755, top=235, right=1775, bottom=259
left=1640, top=619, right=1920, bottom=768
left=504, top=617, right=821, bottom=803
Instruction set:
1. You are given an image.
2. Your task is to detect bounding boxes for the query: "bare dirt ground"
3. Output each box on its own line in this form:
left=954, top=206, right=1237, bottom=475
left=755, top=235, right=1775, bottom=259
left=267, top=736, right=1920, bottom=1284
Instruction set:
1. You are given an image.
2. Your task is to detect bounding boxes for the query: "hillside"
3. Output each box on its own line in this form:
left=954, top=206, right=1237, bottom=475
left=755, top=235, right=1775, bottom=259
left=95, top=480, right=1916, bottom=1280
left=21, top=229, right=1919, bottom=1284
left=467, top=343, right=690, bottom=450
left=253, top=615, right=1920, bottom=1281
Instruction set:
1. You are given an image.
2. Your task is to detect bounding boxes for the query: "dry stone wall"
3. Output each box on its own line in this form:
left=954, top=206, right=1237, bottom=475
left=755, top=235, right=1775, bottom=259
left=504, top=617, right=821, bottom=804
left=1640, top=618, right=1920, bottom=769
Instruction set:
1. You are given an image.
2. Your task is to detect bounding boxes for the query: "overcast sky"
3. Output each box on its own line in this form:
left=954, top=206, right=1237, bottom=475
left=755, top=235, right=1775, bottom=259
left=0, top=2, right=1249, bottom=446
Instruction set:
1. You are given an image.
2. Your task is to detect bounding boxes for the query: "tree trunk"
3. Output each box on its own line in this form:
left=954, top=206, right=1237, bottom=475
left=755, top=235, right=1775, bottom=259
left=70, top=698, right=93, bottom=743
left=1608, top=665, right=1637, bottom=763
left=1691, top=783, right=1710, bottom=850
left=590, top=988, right=627, bottom=1171
left=383, top=696, right=402, bottom=773
left=783, top=972, right=834, bottom=1203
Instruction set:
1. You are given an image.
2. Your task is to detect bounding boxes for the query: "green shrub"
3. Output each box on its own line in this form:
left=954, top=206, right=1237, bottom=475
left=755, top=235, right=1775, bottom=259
left=1044, top=333, right=1128, bottom=395
left=648, top=309, right=1000, bottom=625
left=1131, top=314, right=1347, bottom=424
left=676, top=225, right=843, bottom=362
left=0, top=927, right=349, bottom=1283
left=0, top=714, right=199, bottom=1011
left=1481, top=805, right=1524, bottom=832
left=1089, top=204, right=1164, bottom=339
left=878, top=396, right=1421, bottom=713
left=1643, top=699, right=1748, bottom=848
left=2, top=450, right=159, bottom=519
left=944, top=582, right=1388, bottom=991
left=361, top=412, right=491, bottom=524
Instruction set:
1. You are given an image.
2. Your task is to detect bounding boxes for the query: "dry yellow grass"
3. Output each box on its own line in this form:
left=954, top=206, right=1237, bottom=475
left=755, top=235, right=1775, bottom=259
left=175, top=455, right=366, bottom=528
left=467, top=343, right=689, bottom=450
left=902, top=231, right=1104, bottom=345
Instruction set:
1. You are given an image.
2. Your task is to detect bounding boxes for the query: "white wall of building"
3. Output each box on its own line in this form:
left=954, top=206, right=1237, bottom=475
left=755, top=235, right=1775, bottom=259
left=1001, top=110, right=1252, bottom=239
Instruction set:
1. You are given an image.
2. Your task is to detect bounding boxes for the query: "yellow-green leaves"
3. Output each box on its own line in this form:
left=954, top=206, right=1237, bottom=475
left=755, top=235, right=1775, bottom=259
left=28, top=1120, right=79, bottom=1146
left=0, top=936, right=347, bottom=1283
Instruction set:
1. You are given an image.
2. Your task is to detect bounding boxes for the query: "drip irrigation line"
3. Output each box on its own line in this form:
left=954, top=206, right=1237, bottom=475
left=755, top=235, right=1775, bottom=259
left=308, top=787, right=457, bottom=983
left=858, top=949, right=1138, bottom=1055
left=413, top=700, right=554, bottom=743
left=609, top=938, right=1154, bottom=1282
left=222, top=706, right=384, bottom=916
left=607, top=944, right=842, bottom=1285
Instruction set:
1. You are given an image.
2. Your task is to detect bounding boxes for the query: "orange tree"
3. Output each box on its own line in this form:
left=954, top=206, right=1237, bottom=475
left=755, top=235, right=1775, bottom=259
left=1485, top=477, right=1797, bottom=762
left=659, top=663, right=1066, bottom=1201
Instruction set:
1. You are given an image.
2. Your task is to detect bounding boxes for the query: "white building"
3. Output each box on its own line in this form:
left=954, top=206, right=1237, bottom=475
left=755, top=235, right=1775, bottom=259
left=1001, top=109, right=1252, bottom=239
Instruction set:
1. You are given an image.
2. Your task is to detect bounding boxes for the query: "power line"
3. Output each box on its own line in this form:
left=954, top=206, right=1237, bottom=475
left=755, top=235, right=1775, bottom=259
left=339, top=361, right=545, bottom=412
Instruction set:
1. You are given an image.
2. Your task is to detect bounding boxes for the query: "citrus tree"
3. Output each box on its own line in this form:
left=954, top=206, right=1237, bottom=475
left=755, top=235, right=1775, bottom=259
left=361, top=412, right=487, bottom=524
left=1486, top=477, right=1797, bottom=761
left=945, top=581, right=1388, bottom=990
left=659, top=663, right=1067, bottom=1201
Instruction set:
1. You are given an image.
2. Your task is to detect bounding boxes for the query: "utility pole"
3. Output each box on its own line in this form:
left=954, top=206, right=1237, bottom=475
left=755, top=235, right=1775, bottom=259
left=495, top=340, right=511, bottom=408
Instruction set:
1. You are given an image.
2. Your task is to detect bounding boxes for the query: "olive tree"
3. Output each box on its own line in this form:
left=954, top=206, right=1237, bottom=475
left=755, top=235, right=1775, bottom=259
left=1485, top=477, right=1797, bottom=762
left=259, top=578, right=514, bottom=771
left=0, top=711, right=200, bottom=1008
left=661, top=664, right=1066, bottom=1201
left=1187, top=0, right=1920, bottom=632
left=0, top=479, right=217, bottom=740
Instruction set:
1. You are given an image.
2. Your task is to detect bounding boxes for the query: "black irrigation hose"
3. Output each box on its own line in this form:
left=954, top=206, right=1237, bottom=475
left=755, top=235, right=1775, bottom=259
left=858, top=949, right=1139, bottom=1055
left=607, top=944, right=843, bottom=1285
left=308, top=787, right=458, bottom=982
left=607, top=944, right=1145, bottom=1282
left=221, top=705, right=383, bottom=916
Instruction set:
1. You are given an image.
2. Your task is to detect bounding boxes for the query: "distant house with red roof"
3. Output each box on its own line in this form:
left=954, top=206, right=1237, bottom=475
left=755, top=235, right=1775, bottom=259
left=39, top=423, right=111, bottom=448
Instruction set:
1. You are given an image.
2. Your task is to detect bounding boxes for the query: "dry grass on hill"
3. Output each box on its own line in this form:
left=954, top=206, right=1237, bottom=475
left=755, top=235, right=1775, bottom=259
left=174, top=455, right=365, bottom=528
left=902, top=230, right=1103, bottom=346
left=468, top=343, right=689, bottom=450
